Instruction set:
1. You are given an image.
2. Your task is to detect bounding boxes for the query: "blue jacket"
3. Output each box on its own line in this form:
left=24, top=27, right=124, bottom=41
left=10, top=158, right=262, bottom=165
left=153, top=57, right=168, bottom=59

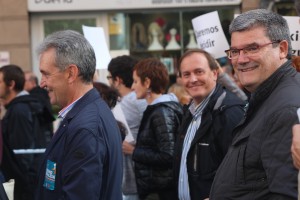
left=35, top=88, right=123, bottom=200
left=174, top=84, right=246, bottom=200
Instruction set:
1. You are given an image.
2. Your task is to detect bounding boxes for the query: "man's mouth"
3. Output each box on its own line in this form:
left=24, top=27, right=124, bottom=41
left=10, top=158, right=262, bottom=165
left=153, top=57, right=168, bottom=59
left=239, top=66, right=257, bottom=72
left=188, top=84, right=202, bottom=89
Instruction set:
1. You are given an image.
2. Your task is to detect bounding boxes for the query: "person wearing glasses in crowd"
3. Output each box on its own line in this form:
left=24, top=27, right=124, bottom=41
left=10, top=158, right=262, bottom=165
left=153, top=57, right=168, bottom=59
left=107, top=55, right=147, bottom=200
left=210, top=9, right=300, bottom=199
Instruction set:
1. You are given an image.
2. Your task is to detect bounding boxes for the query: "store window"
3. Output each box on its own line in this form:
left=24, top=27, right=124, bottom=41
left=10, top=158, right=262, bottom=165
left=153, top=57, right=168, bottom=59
left=43, top=18, right=96, bottom=36
left=273, top=1, right=298, bottom=16
left=108, top=8, right=235, bottom=74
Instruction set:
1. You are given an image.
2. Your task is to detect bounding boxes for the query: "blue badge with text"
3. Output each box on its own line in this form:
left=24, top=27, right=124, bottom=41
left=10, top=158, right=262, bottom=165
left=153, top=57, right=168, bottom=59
left=43, top=159, right=56, bottom=190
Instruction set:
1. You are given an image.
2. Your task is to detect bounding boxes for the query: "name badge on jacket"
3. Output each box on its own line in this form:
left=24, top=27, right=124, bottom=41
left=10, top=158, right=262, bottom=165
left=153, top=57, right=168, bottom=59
left=44, top=160, right=56, bottom=190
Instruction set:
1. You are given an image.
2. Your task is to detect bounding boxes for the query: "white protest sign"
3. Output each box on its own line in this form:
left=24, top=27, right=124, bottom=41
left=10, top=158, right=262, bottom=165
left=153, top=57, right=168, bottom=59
left=284, top=16, right=300, bottom=56
left=192, top=11, right=229, bottom=59
left=82, top=25, right=111, bottom=69
left=0, top=51, right=10, bottom=67
left=112, top=103, right=135, bottom=144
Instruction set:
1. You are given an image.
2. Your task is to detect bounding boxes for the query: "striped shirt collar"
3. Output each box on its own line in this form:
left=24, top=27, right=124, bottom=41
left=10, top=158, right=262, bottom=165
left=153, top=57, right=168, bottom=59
left=189, top=87, right=216, bottom=117
left=57, top=96, right=83, bottom=120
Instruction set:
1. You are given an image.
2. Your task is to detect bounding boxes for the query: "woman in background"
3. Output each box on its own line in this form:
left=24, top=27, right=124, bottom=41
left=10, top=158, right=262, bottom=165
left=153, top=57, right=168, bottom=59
left=167, top=83, right=191, bottom=105
left=93, top=82, right=127, bottom=141
left=130, top=58, right=183, bottom=200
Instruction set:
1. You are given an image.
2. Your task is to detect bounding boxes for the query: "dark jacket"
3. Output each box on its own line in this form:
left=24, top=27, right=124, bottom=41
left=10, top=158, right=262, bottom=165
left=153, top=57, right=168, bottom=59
left=210, top=61, right=300, bottom=199
left=133, top=99, right=183, bottom=197
left=35, top=88, right=123, bottom=200
left=174, top=83, right=246, bottom=200
left=0, top=183, right=8, bottom=200
left=2, top=94, right=46, bottom=200
left=29, top=86, right=55, bottom=146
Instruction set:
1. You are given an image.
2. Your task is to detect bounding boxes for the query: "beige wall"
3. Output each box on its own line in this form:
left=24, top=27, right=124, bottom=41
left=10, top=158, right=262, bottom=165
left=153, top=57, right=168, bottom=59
left=0, top=0, right=260, bottom=72
left=0, top=0, right=31, bottom=71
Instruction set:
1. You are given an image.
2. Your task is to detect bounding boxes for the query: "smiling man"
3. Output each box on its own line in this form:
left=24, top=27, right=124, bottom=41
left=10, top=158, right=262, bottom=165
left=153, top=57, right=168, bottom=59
left=210, top=9, right=300, bottom=199
left=173, top=49, right=245, bottom=200
left=35, top=30, right=122, bottom=200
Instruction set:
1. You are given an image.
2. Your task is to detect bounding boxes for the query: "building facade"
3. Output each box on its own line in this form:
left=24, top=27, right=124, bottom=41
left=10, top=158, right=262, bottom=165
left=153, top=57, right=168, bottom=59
left=0, top=0, right=296, bottom=74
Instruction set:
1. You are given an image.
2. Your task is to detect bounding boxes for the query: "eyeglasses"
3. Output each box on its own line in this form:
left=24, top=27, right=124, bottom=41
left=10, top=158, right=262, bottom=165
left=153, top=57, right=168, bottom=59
left=225, top=41, right=281, bottom=60
left=106, top=75, right=112, bottom=80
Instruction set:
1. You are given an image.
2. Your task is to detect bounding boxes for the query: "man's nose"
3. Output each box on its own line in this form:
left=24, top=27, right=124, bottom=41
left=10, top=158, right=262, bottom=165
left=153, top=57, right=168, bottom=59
left=40, top=76, right=46, bottom=89
left=190, top=73, right=198, bottom=82
left=236, top=50, right=250, bottom=64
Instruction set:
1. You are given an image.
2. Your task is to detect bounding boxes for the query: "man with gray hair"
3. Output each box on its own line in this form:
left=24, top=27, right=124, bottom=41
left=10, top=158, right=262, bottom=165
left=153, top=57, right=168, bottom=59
left=35, top=30, right=123, bottom=200
left=210, top=9, right=300, bottom=199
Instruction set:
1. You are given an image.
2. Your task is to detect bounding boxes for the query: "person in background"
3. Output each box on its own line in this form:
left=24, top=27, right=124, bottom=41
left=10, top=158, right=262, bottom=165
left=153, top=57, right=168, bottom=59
left=0, top=65, right=47, bottom=200
left=291, top=55, right=300, bottom=72
left=0, top=100, right=4, bottom=184
left=292, top=125, right=300, bottom=169
left=210, top=9, right=300, bottom=199
left=35, top=30, right=123, bottom=200
left=24, top=71, right=52, bottom=113
left=167, top=83, right=191, bottom=105
left=291, top=0, right=300, bottom=173
left=24, top=71, right=54, bottom=145
left=173, top=49, right=245, bottom=200
left=131, top=58, right=183, bottom=200
left=108, top=55, right=147, bottom=200
left=93, top=81, right=127, bottom=141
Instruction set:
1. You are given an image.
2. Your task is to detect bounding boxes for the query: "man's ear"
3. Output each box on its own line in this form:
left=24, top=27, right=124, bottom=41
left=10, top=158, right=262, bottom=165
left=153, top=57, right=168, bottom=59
left=212, top=69, right=218, bottom=82
left=114, top=76, right=123, bottom=86
left=66, top=64, right=79, bottom=83
left=279, top=40, right=289, bottom=59
left=8, top=80, right=15, bottom=90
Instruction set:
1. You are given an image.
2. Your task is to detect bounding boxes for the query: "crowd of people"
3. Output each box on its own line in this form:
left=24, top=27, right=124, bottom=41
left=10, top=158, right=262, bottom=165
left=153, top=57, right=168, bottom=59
left=0, top=8, right=299, bottom=200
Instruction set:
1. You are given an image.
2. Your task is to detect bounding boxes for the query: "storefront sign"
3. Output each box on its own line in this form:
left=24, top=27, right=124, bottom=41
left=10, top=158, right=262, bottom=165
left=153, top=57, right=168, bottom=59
left=192, top=11, right=229, bottom=59
left=0, top=51, right=10, bottom=67
left=28, top=0, right=241, bottom=12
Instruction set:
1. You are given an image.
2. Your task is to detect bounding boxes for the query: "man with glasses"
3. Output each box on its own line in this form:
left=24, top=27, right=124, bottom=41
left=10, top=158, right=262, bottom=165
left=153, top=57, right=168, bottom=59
left=210, top=9, right=300, bottom=199
left=107, top=55, right=147, bottom=200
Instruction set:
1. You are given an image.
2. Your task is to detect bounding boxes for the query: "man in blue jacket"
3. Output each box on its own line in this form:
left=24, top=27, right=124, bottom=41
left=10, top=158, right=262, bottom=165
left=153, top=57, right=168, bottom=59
left=35, top=30, right=123, bottom=200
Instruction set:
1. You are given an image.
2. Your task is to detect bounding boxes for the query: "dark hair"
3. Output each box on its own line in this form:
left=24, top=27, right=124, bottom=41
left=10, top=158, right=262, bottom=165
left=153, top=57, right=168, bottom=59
left=93, top=82, right=120, bottom=108
left=133, top=58, right=169, bottom=94
left=0, top=64, right=25, bottom=92
left=107, top=55, right=138, bottom=88
left=117, top=121, right=127, bottom=142
left=178, top=49, right=219, bottom=76
left=93, top=81, right=126, bottom=141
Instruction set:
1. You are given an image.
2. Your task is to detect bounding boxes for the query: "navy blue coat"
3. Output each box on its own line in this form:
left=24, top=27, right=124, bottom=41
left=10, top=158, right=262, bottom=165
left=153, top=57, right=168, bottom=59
left=174, top=84, right=246, bottom=200
left=35, top=88, right=123, bottom=200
